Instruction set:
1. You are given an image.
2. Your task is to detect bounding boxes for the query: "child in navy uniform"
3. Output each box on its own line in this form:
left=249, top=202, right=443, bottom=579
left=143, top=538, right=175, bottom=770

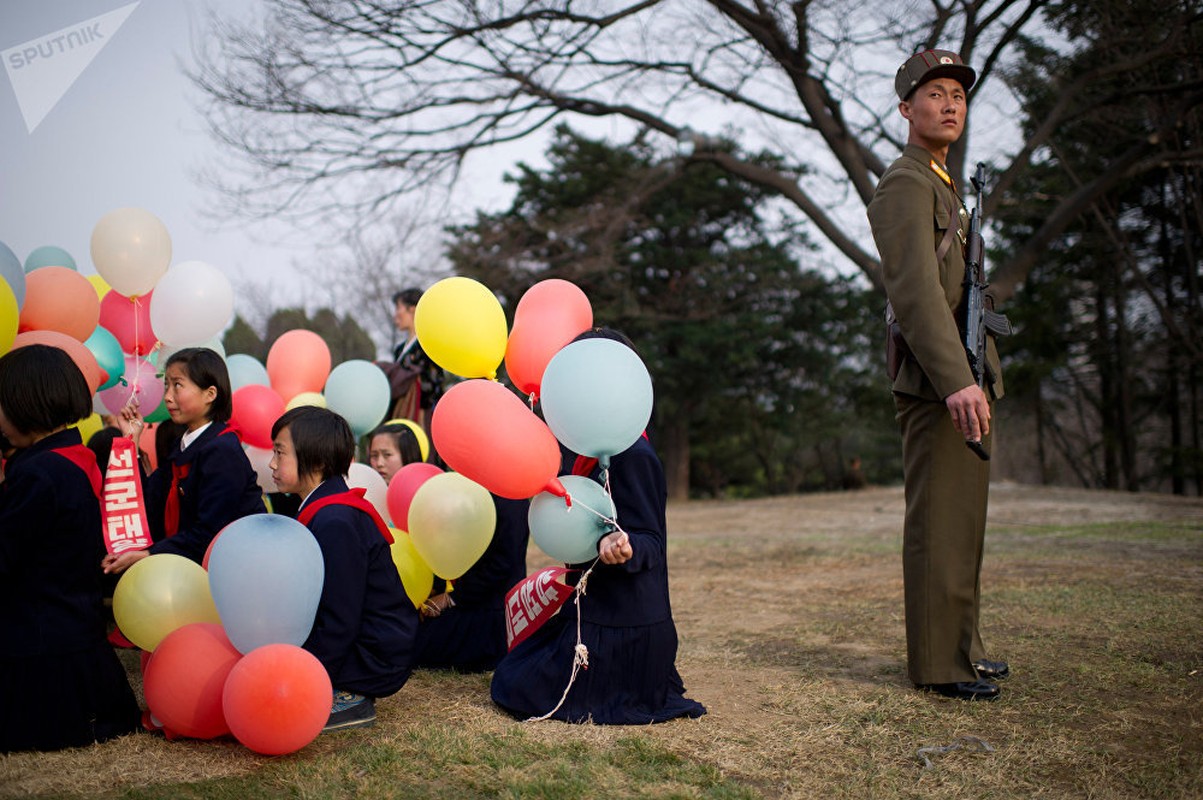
left=270, top=407, right=418, bottom=731
left=103, top=348, right=264, bottom=574
left=490, top=328, right=705, bottom=724
left=0, top=345, right=140, bottom=752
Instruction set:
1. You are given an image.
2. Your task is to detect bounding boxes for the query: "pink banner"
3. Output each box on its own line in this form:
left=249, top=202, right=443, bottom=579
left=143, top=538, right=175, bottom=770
left=505, top=566, right=575, bottom=650
left=102, top=437, right=152, bottom=555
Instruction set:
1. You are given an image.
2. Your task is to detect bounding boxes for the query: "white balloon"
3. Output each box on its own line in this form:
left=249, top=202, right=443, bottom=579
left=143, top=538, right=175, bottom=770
left=150, top=260, right=234, bottom=347
left=346, top=462, right=391, bottom=525
left=90, top=207, right=172, bottom=297
left=245, top=444, right=276, bottom=494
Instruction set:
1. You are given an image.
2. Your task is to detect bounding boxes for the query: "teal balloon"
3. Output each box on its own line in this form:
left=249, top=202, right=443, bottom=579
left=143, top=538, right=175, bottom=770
left=24, top=245, right=77, bottom=272
left=144, top=397, right=171, bottom=423
left=529, top=474, right=616, bottom=563
left=226, top=353, right=270, bottom=392
left=83, top=326, right=125, bottom=391
left=323, top=359, right=390, bottom=437
left=540, top=338, right=653, bottom=466
left=0, top=241, right=24, bottom=309
left=207, top=514, right=325, bottom=655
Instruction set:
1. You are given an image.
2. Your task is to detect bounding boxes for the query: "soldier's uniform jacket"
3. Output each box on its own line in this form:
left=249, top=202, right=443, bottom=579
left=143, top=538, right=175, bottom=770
left=868, top=144, right=1004, bottom=402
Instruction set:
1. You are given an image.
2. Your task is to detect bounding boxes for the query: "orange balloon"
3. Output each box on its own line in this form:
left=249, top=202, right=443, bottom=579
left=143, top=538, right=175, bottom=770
left=222, top=643, right=331, bottom=755
left=143, top=623, right=241, bottom=740
left=431, top=379, right=566, bottom=500
left=139, top=421, right=159, bottom=472
left=12, top=329, right=106, bottom=393
left=18, top=266, right=100, bottom=341
left=505, top=279, right=592, bottom=398
left=266, top=330, right=331, bottom=402
left=231, top=384, right=286, bottom=449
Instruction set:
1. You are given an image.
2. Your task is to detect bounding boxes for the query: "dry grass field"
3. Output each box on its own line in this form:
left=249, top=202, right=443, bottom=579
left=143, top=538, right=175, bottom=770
left=2, top=482, right=1200, bottom=799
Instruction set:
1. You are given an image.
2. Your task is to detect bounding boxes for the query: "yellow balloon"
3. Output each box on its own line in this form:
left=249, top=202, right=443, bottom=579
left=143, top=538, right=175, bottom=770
left=385, top=417, right=430, bottom=462
left=86, top=273, right=111, bottom=300
left=286, top=391, right=327, bottom=411
left=389, top=529, right=434, bottom=610
left=73, top=412, right=105, bottom=445
left=0, top=279, right=16, bottom=355
left=413, top=277, right=507, bottom=380
left=407, top=472, right=495, bottom=580
left=113, top=553, right=221, bottom=651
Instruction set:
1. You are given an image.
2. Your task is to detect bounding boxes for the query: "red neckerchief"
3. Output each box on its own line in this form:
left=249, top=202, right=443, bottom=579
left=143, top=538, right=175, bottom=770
left=164, top=424, right=237, bottom=537
left=50, top=444, right=102, bottom=500
left=571, top=432, right=648, bottom=477
left=297, top=487, right=395, bottom=544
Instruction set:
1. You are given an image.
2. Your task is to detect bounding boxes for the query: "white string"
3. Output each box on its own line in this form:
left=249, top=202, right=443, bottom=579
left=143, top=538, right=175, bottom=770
left=524, top=559, right=598, bottom=723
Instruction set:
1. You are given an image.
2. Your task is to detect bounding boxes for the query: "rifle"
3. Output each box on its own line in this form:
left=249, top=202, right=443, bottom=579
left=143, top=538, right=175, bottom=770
left=963, top=163, right=1013, bottom=461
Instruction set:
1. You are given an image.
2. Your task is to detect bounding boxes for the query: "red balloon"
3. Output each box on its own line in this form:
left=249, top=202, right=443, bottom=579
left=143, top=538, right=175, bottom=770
left=386, top=462, right=443, bottom=531
left=266, top=330, right=331, bottom=402
left=11, top=330, right=106, bottom=393
left=504, top=279, right=592, bottom=398
left=431, top=379, right=566, bottom=500
left=231, top=384, right=285, bottom=449
left=222, top=643, right=331, bottom=755
left=99, top=288, right=157, bottom=356
left=143, top=623, right=242, bottom=740
left=18, top=266, right=101, bottom=341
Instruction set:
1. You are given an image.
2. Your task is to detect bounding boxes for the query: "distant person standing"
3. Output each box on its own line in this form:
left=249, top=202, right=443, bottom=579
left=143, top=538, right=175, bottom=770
left=377, top=289, right=445, bottom=463
left=867, top=50, right=1008, bottom=701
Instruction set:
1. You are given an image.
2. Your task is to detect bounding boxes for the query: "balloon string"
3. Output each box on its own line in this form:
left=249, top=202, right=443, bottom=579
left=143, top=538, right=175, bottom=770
left=524, top=558, right=598, bottom=723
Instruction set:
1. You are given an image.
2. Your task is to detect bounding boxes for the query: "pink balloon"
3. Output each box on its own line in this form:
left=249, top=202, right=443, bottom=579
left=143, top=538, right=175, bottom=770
left=504, top=279, right=592, bottom=398
left=386, top=462, right=443, bottom=532
left=99, top=354, right=164, bottom=416
left=431, top=379, right=566, bottom=500
left=266, top=330, right=331, bottom=402
left=222, top=643, right=331, bottom=755
left=17, top=266, right=100, bottom=341
left=11, top=330, right=106, bottom=393
left=99, top=289, right=157, bottom=356
left=231, top=384, right=286, bottom=449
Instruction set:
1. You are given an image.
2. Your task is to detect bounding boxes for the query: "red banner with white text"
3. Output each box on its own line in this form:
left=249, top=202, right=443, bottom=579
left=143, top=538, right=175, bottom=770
left=102, top=437, right=152, bottom=555
left=505, top=566, right=575, bottom=650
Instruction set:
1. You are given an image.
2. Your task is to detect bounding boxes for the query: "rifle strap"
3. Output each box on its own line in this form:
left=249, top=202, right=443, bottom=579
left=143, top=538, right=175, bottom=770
left=935, top=192, right=960, bottom=263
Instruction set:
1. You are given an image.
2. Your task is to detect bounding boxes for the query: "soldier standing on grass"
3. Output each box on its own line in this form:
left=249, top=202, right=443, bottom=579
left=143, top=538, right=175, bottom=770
left=867, top=50, right=1009, bottom=701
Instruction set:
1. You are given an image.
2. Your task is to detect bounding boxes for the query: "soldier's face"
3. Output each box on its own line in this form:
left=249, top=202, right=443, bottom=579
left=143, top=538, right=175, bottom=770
left=901, top=78, right=967, bottom=153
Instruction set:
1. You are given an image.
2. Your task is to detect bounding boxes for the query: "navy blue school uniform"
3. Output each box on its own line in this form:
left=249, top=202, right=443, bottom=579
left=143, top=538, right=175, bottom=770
left=143, top=422, right=265, bottom=563
left=300, top=477, right=419, bottom=698
left=490, top=437, right=706, bottom=724
left=414, top=494, right=530, bottom=672
left=0, top=429, right=139, bottom=752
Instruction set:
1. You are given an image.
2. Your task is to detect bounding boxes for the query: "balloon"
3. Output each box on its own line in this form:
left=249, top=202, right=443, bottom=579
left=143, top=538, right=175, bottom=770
left=112, top=554, right=222, bottom=651
left=139, top=421, right=160, bottom=471
left=324, top=359, right=390, bottom=437
left=0, top=240, right=24, bottom=309
left=17, top=266, right=99, bottom=341
left=87, top=274, right=111, bottom=300
left=389, top=531, right=434, bottom=609
left=346, top=462, right=390, bottom=523
left=99, top=354, right=164, bottom=417
left=505, top=279, right=593, bottom=398
left=99, top=288, right=156, bottom=356
left=226, top=353, right=270, bottom=392
left=529, top=475, right=617, bottom=563
left=142, top=623, right=241, bottom=740
left=266, top=330, right=331, bottom=402
left=244, top=444, right=276, bottom=494
left=431, top=379, right=565, bottom=500
left=83, top=326, right=125, bottom=391
left=413, top=277, right=507, bottom=379
left=149, top=261, right=235, bottom=347
left=230, top=384, right=285, bottom=449
left=540, top=338, right=653, bottom=468
left=11, top=330, right=105, bottom=393
left=222, top=643, right=330, bottom=755
left=0, top=279, right=16, bottom=355
left=144, top=397, right=172, bottom=424
left=384, top=417, right=429, bottom=462
left=24, top=245, right=76, bottom=272
left=407, top=471, right=496, bottom=580
left=385, top=462, right=442, bottom=532
left=158, top=337, right=226, bottom=368
left=207, top=514, right=325, bottom=654
left=285, top=391, right=326, bottom=411
left=73, top=412, right=105, bottom=446
left=90, top=207, right=172, bottom=297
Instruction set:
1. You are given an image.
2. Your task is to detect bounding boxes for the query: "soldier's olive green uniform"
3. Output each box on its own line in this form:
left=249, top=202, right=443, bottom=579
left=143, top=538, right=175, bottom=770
left=867, top=144, right=1004, bottom=685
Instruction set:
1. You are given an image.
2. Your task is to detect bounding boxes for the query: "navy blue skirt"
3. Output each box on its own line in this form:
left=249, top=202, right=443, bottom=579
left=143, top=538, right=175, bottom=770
left=414, top=605, right=508, bottom=673
left=491, top=614, right=705, bottom=725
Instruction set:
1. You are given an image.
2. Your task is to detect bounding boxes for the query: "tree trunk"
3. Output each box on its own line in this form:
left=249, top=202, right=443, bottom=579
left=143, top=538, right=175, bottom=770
left=660, top=415, right=691, bottom=501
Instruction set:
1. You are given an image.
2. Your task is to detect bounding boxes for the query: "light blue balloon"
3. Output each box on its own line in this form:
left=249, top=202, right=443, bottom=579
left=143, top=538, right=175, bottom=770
left=540, top=338, right=653, bottom=466
left=84, top=326, right=125, bottom=391
left=24, top=244, right=76, bottom=272
left=226, top=353, right=270, bottom=392
left=529, top=474, right=617, bottom=563
left=0, top=241, right=24, bottom=309
left=324, top=359, right=391, bottom=437
left=207, top=514, right=325, bottom=655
